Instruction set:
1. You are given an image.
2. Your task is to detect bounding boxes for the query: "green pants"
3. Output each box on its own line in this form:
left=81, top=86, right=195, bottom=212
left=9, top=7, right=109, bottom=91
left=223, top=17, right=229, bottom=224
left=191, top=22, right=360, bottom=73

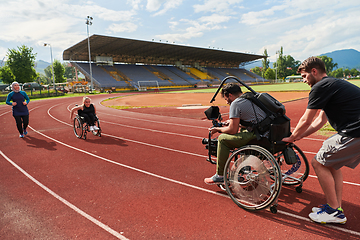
left=216, top=129, right=256, bottom=176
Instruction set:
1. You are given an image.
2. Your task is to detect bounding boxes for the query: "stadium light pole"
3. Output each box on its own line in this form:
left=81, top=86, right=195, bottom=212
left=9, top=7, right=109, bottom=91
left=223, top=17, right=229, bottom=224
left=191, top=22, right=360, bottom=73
left=44, top=43, right=56, bottom=92
left=275, top=51, right=279, bottom=83
left=86, top=16, right=93, bottom=92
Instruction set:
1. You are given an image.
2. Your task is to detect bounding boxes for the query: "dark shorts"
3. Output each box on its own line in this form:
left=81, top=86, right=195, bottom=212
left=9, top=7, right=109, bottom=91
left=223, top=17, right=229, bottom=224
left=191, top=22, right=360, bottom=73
left=316, top=134, right=360, bottom=170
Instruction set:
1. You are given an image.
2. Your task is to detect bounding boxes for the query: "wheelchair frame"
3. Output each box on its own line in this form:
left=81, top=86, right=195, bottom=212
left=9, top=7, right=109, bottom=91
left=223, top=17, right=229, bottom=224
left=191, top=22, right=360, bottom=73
left=73, top=114, right=101, bottom=139
left=203, top=76, right=309, bottom=213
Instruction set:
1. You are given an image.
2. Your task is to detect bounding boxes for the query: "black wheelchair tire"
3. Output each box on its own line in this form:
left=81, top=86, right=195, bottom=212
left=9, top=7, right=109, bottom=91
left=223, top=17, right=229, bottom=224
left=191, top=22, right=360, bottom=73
left=73, top=117, right=83, bottom=139
left=223, top=145, right=282, bottom=211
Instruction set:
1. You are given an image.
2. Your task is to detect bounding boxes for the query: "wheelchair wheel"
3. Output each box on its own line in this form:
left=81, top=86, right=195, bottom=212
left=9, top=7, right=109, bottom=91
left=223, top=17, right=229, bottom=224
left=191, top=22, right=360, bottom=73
left=223, top=145, right=282, bottom=211
left=92, top=119, right=101, bottom=137
left=274, top=144, right=309, bottom=185
left=73, top=117, right=83, bottom=139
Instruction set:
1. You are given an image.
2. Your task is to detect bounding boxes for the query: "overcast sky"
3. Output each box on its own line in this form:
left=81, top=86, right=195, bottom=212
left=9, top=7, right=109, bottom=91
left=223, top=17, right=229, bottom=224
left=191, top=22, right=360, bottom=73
left=1, top=0, right=359, bottom=65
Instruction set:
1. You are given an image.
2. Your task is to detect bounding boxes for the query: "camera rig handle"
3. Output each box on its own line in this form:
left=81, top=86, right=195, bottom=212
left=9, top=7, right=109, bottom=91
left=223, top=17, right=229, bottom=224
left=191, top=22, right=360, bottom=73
left=206, top=130, right=217, bottom=164
left=210, top=76, right=257, bottom=103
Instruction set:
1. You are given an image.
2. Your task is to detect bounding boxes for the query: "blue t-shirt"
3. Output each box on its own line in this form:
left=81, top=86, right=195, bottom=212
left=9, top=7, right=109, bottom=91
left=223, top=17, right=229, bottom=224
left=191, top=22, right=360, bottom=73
left=307, top=77, right=360, bottom=137
left=6, top=91, right=30, bottom=116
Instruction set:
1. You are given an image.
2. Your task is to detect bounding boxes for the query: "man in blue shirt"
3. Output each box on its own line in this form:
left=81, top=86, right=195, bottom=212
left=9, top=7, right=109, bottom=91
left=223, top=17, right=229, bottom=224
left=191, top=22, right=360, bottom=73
left=6, top=82, right=30, bottom=138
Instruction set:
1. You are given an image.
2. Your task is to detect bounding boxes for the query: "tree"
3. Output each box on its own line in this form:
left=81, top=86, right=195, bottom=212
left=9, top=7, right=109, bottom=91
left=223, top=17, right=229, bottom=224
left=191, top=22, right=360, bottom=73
left=272, top=47, right=286, bottom=80
left=350, top=68, right=360, bottom=77
left=317, top=55, right=338, bottom=73
left=44, top=65, right=53, bottom=84
left=0, top=65, right=15, bottom=84
left=63, top=62, right=78, bottom=80
left=53, top=60, right=66, bottom=83
left=262, top=48, right=270, bottom=77
left=251, top=66, right=263, bottom=76
left=264, top=68, right=275, bottom=80
left=331, top=68, right=344, bottom=78
left=283, top=55, right=301, bottom=76
left=6, top=45, right=37, bottom=83
left=262, top=49, right=270, bottom=69
left=36, top=73, right=49, bottom=85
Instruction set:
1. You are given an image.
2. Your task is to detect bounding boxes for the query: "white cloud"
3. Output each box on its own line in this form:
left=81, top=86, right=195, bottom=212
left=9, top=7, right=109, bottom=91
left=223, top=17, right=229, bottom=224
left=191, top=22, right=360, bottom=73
left=240, top=4, right=287, bottom=25
left=127, top=0, right=143, bottom=10
left=106, top=22, right=138, bottom=33
left=145, top=0, right=183, bottom=16
left=156, top=14, right=231, bottom=43
left=193, top=0, right=243, bottom=13
left=257, top=5, right=360, bottom=61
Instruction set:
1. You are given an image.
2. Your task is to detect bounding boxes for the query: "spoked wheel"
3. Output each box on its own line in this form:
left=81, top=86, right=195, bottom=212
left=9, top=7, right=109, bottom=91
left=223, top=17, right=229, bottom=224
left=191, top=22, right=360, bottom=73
left=73, top=117, right=83, bottom=139
left=223, top=145, right=282, bottom=211
left=92, top=119, right=101, bottom=137
left=274, top=144, right=309, bottom=185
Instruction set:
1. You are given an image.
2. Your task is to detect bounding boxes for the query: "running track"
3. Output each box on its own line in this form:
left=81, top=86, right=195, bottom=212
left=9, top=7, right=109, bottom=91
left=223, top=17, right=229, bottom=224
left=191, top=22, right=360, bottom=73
left=0, top=94, right=359, bottom=239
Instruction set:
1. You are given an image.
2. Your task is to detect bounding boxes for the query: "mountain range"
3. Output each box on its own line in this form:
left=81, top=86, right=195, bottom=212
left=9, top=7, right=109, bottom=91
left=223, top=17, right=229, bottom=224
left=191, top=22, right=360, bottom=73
left=244, top=48, right=360, bottom=70
left=2, top=49, right=360, bottom=73
left=320, top=49, right=360, bottom=69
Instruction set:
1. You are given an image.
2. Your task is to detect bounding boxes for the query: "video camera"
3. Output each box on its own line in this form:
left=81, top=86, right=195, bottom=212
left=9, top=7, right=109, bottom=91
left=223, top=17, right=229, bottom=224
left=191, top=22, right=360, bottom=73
left=201, top=105, right=223, bottom=164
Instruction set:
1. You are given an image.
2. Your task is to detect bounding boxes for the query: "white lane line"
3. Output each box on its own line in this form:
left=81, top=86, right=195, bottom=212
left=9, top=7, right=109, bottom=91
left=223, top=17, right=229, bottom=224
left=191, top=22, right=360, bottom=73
left=0, top=150, right=129, bottom=240
left=99, top=111, right=208, bottom=129
left=25, top=126, right=360, bottom=237
left=0, top=106, right=41, bottom=117
left=0, top=110, right=12, bottom=117
left=102, top=120, right=203, bottom=139
left=278, top=210, right=360, bottom=237
left=48, top=104, right=360, bottom=187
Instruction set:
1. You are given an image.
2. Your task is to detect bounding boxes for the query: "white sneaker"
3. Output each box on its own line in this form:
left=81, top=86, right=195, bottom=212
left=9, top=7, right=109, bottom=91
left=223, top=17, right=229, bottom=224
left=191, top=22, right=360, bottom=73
left=89, top=126, right=94, bottom=131
left=312, top=204, right=327, bottom=213
left=309, top=204, right=347, bottom=224
left=93, top=126, right=99, bottom=130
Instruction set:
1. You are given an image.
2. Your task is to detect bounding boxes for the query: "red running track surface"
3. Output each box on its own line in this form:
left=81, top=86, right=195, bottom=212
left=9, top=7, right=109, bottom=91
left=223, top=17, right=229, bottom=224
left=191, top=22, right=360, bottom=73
left=0, top=94, right=359, bottom=239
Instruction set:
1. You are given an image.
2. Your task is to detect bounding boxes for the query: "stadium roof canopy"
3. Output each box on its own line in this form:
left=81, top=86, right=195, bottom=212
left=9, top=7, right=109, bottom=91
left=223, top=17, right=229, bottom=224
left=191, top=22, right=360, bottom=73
left=63, top=34, right=266, bottom=68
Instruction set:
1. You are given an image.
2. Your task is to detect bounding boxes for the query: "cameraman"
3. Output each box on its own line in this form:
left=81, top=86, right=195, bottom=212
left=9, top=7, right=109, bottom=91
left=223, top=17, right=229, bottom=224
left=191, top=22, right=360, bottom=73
left=204, top=83, right=267, bottom=185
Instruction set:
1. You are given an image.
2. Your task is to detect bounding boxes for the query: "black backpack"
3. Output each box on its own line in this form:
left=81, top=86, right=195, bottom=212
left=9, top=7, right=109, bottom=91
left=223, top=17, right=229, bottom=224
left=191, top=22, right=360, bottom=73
left=239, top=91, right=291, bottom=142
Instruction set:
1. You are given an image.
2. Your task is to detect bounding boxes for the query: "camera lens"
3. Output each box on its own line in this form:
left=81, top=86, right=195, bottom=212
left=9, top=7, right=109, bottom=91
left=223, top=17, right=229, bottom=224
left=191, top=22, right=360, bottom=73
left=202, top=138, right=209, bottom=144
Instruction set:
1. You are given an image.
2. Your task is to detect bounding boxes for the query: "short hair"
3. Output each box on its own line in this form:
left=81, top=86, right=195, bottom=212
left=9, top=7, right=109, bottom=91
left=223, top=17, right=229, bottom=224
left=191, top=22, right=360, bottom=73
left=297, top=56, right=326, bottom=74
left=221, top=83, right=242, bottom=97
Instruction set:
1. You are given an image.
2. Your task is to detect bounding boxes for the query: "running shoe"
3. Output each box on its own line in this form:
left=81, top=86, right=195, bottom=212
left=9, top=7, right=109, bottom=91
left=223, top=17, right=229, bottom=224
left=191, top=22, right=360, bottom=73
left=312, top=204, right=344, bottom=213
left=309, top=204, right=347, bottom=224
left=89, top=126, right=94, bottom=131
left=19, top=134, right=24, bottom=138
left=204, top=174, right=224, bottom=185
left=23, top=129, right=28, bottom=135
left=312, top=204, right=328, bottom=213
left=93, top=126, right=99, bottom=130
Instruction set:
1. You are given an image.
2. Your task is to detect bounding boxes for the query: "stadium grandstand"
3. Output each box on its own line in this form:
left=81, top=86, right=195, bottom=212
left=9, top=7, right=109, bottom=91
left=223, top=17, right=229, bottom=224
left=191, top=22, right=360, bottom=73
left=62, top=34, right=266, bottom=91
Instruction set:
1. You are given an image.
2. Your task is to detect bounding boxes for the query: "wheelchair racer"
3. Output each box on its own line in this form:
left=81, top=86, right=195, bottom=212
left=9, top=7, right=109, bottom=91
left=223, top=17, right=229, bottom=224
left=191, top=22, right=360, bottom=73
left=70, top=96, right=99, bottom=131
left=204, top=83, right=267, bottom=185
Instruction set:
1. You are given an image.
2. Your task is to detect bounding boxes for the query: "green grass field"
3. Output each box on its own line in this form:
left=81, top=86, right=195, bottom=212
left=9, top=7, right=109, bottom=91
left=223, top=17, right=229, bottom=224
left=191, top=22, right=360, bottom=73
left=170, top=80, right=360, bottom=93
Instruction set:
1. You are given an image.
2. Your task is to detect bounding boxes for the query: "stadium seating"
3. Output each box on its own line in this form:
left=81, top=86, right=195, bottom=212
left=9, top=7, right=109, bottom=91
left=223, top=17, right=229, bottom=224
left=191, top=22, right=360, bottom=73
left=72, top=62, right=264, bottom=90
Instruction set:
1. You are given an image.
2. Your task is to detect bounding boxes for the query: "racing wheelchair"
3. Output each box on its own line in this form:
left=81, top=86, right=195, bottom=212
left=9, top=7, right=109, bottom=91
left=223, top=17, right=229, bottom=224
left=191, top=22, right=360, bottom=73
left=73, top=113, right=102, bottom=140
left=202, top=76, right=309, bottom=213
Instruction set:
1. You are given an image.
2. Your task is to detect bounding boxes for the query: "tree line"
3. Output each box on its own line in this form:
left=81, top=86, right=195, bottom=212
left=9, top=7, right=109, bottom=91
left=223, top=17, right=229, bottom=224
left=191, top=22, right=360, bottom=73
left=1, top=45, right=359, bottom=85
left=0, top=45, right=80, bottom=85
left=251, top=47, right=360, bottom=81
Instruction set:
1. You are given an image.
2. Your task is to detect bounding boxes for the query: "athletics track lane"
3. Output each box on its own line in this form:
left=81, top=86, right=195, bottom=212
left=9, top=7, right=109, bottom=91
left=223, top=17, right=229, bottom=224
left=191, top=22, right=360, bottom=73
left=0, top=94, right=359, bottom=239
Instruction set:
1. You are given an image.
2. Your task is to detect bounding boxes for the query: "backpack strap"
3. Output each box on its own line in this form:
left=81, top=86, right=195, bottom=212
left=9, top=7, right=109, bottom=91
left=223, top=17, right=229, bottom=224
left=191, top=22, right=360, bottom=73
left=240, top=92, right=274, bottom=140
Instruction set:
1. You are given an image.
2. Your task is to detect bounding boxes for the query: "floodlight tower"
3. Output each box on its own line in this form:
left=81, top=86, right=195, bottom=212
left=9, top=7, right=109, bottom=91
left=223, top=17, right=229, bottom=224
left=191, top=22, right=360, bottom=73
left=44, top=43, right=56, bottom=91
left=86, top=16, right=94, bottom=91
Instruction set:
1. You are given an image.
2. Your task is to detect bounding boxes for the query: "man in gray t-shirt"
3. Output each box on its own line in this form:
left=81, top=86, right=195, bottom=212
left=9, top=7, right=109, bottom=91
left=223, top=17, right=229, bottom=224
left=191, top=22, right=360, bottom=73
left=204, top=83, right=266, bottom=185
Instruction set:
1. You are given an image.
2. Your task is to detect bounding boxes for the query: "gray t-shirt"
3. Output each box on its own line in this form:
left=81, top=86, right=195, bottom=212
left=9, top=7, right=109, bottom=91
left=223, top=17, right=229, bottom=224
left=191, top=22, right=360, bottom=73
left=229, top=97, right=267, bottom=131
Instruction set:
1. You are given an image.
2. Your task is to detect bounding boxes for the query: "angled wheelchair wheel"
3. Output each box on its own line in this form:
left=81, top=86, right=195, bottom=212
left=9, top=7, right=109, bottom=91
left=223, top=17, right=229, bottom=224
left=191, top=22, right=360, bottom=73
left=73, top=117, right=83, bottom=139
left=92, top=119, right=101, bottom=137
left=223, top=145, right=282, bottom=211
left=274, top=144, right=309, bottom=185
